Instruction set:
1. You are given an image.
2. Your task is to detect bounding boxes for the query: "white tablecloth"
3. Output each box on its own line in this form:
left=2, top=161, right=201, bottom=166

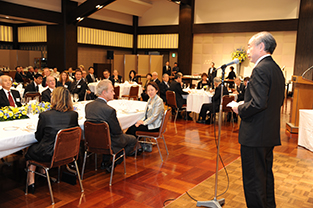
left=298, top=109, right=313, bottom=152
left=88, top=82, right=143, bottom=98
left=0, top=100, right=147, bottom=159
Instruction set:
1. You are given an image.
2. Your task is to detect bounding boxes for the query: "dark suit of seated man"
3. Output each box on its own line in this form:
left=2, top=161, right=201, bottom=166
left=24, top=74, right=43, bottom=97
left=41, top=76, right=56, bottom=103
left=70, top=69, right=90, bottom=101
left=197, top=77, right=229, bottom=124
left=159, top=73, right=170, bottom=103
left=85, top=79, right=137, bottom=172
left=0, top=75, right=22, bottom=108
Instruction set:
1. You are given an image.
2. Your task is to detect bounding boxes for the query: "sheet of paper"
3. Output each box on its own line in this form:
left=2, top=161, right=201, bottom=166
left=226, top=101, right=244, bottom=108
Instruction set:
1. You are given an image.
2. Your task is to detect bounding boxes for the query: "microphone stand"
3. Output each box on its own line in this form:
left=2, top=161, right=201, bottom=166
left=197, top=64, right=227, bottom=208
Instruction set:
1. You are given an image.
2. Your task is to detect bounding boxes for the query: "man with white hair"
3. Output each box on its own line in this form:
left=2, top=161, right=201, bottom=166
left=152, top=71, right=161, bottom=86
left=41, top=76, right=56, bottom=102
left=85, top=79, right=137, bottom=172
left=0, top=75, right=22, bottom=108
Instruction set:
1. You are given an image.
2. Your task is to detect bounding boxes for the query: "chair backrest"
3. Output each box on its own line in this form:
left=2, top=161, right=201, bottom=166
left=129, top=86, right=139, bottom=98
left=25, top=92, right=41, bottom=103
left=159, top=109, right=172, bottom=136
left=50, top=126, right=82, bottom=168
left=222, top=95, right=235, bottom=112
left=84, top=121, right=113, bottom=155
left=114, top=86, right=120, bottom=99
left=166, top=91, right=177, bottom=109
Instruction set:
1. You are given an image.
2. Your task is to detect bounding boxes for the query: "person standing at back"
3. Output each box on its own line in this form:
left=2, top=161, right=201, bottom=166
left=232, top=31, right=285, bottom=208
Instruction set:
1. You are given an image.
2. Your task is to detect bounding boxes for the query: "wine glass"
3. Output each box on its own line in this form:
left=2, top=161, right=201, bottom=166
left=73, top=94, right=79, bottom=102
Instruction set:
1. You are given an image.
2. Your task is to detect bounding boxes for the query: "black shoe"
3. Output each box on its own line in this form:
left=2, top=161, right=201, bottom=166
left=196, top=120, right=206, bottom=124
left=234, top=118, right=238, bottom=123
left=105, top=164, right=116, bottom=173
left=24, top=183, right=35, bottom=194
left=186, top=115, right=193, bottom=121
left=205, top=119, right=213, bottom=124
left=100, top=161, right=111, bottom=170
left=128, top=148, right=142, bottom=157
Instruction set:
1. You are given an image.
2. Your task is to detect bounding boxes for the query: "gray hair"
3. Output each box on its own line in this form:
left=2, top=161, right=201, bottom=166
left=214, top=77, right=221, bottom=84
left=252, top=31, right=277, bottom=54
left=163, top=73, right=169, bottom=78
left=96, top=79, right=112, bottom=96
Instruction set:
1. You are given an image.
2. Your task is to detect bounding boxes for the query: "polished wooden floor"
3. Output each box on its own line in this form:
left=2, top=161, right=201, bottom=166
left=0, top=98, right=312, bottom=208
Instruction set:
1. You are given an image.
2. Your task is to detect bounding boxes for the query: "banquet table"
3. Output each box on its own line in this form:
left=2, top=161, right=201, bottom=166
left=88, top=82, right=143, bottom=98
left=298, top=109, right=313, bottom=152
left=0, top=100, right=147, bottom=159
left=182, top=89, right=237, bottom=114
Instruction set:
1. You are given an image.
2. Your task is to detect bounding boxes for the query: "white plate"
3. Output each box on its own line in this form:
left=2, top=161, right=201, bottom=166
left=26, top=125, right=36, bottom=131
left=3, top=126, right=19, bottom=131
left=122, top=109, right=138, bottom=114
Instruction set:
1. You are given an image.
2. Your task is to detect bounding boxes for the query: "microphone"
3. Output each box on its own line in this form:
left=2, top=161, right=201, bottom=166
left=216, top=58, right=240, bottom=70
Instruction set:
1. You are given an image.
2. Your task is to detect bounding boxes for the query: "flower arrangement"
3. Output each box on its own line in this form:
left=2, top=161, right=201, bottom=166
left=231, top=47, right=247, bottom=63
left=0, top=102, right=51, bottom=121
left=0, top=106, right=28, bottom=121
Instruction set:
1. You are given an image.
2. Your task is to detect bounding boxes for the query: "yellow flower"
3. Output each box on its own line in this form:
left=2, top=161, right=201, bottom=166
left=8, top=111, right=13, bottom=117
left=0, top=112, right=3, bottom=117
left=22, top=111, right=27, bottom=115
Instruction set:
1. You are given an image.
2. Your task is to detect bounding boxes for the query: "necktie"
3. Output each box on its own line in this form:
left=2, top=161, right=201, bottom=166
left=8, top=92, right=15, bottom=107
left=36, top=85, right=39, bottom=92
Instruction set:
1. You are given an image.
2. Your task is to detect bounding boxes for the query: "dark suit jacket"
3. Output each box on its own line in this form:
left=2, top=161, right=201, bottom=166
left=0, top=71, right=4, bottom=76
left=110, top=75, right=122, bottom=86
left=26, top=72, right=34, bottom=80
left=24, top=81, right=39, bottom=96
left=15, top=72, right=25, bottom=83
left=163, top=65, right=171, bottom=76
left=41, top=88, right=52, bottom=102
left=226, top=71, right=236, bottom=79
left=153, top=78, right=161, bottom=87
left=208, top=67, right=217, bottom=84
left=197, top=80, right=210, bottom=89
left=25, top=110, right=78, bottom=162
left=70, top=79, right=88, bottom=101
left=159, top=81, right=170, bottom=102
left=172, top=66, right=180, bottom=75
left=68, top=72, right=75, bottom=80
left=238, top=56, right=285, bottom=147
left=85, top=98, right=127, bottom=153
left=56, top=81, right=72, bottom=89
left=86, top=74, right=97, bottom=83
left=236, top=83, right=245, bottom=102
left=169, top=80, right=188, bottom=109
left=212, top=83, right=229, bottom=112
left=129, top=77, right=138, bottom=83
left=0, top=89, right=22, bottom=108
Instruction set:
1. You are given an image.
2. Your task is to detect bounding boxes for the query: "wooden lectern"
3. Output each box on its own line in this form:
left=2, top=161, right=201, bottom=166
left=286, top=75, right=313, bottom=133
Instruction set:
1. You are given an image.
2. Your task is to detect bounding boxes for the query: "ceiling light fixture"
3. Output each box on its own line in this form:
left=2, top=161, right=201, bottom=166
left=169, top=0, right=181, bottom=5
left=76, top=17, right=84, bottom=22
left=95, top=5, right=103, bottom=9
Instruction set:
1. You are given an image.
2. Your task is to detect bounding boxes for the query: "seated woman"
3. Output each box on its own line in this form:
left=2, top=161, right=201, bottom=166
left=25, top=87, right=79, bottom=194
left=129, top=70, right=138, bottom=83
left=141, top=73, right=152, bottom=102
left=126, top=82, right=164, bottom=152
left=56, top=71, right=72, bottom=89
left=197, top=73, right=210, bottom=89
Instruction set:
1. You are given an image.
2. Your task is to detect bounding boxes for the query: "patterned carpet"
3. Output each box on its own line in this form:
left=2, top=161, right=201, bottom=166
left=165, top=153, right=313, bottom=208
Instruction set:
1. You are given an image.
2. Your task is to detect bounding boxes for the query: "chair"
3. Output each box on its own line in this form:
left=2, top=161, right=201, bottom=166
left=166, top=91, right=186, bottom=122
left=81, top=121, right=126, bottom=186
left=25, top=127, right=84, bottom=205
left=135, top=109, right=171, bottom=162
left=114, top=86, right=120, bottom=99
left=122, top=85, right=139, bottom=100
left=25, top=92, right=41, bottom=103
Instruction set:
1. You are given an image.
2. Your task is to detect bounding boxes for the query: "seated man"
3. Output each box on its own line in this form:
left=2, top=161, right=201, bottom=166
left=26, top=66, right=35, bottom=81
left=85, top=79, right=137, bottom=172
left=70, top=69, right=90, bottom=101
left=159, top=73, right=170, bottom=103
left=86, top=67, right=97, bottom=83
left=0, top=75, right=22, bottom=108
left=24, top=74, right=43, bottom=97
left=152, top=72, right=161, bottom=87
left=110, top=69, right=122, bottom=86
left=197, top=77, right=229, bottom=124
left=15, top=66, right=26, bottom=83
left=41, top=76, right=55, bottom=102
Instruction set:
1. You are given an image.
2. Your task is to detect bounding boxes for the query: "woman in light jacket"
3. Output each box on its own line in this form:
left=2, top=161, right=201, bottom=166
left=126, top=82, right=164, bottom=150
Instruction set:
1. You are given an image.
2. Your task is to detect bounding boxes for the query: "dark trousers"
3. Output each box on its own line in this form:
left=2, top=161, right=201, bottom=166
left=199, top=103, right=214, bottom=120
left=241, top=145, right=276, bottom=208
left=126, top=124, right=159, bottom=137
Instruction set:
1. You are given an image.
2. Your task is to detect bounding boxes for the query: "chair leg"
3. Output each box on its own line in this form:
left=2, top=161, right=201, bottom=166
left=155, top=138, right=163, bottom=162
left=174, top=110, right=178, bottom=123
left=25, top=165, right=30, bottom=195
left=135, top=137, right=139, bottom=160
left=74, top=160, right=84, bottom=193
left=162, top=135, right=169, bottom=155
left=95, top=153, right=97, bottom=171
left=45, top=169, right=55, bottom=205
left=81, top=151, right=87, bottom=180
left=109, top=155, right=116, bottom=186
left=57, top=166, right=61, bottom=183
left=123, top=149, right=126, bottom=175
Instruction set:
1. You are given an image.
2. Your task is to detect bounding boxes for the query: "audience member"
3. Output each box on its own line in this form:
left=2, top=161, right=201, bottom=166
left=103, top=69, right=110, bottom=80
left=197, top=77, right=229, bottom=124
left=208, top=62, right=217, bottom=89
left=226, top=66, right=236, bottom=88
left=51, top=67, right=60, bottom=79
left=15, top=66, right=25, bottom=83
left=68, top=67, right=75, bottom=80
left=159, top=73, right=170, bottom=103
left=57, top=71, right=72, bottom=89
left=126, top=82, right=164, bottom=152
left=33, top=67, right=41, bottom=75
left=26, top=66, right=35, bottom=81
left=70, top=69, right=90, bottom=101
left=41, top=76, right=56, bottom=102
left=82, top=70, right=87, bottom=83
left=85, top=79, right=137, bottom=172
left=0, top=75, right=22, bottom=108
left=141, top=73, right=152, bottom=102
left=172, top=62, right=180, bottom=75
left=42, top=68, right=56, bottom=87
left=25, top=87, right=78, bottom=194
left=152, top=72, right=161, bottom=87
left=197, top=73, right=210, bottom=89
left=129, top=70, right=138, bottom=83
left=24, top=74, right=43, bottom=96
left=163, top=61, right=171, bottom=76
left=110, top=69, right=122, bottom=85
left=86, top=67, right=97, bottom=83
